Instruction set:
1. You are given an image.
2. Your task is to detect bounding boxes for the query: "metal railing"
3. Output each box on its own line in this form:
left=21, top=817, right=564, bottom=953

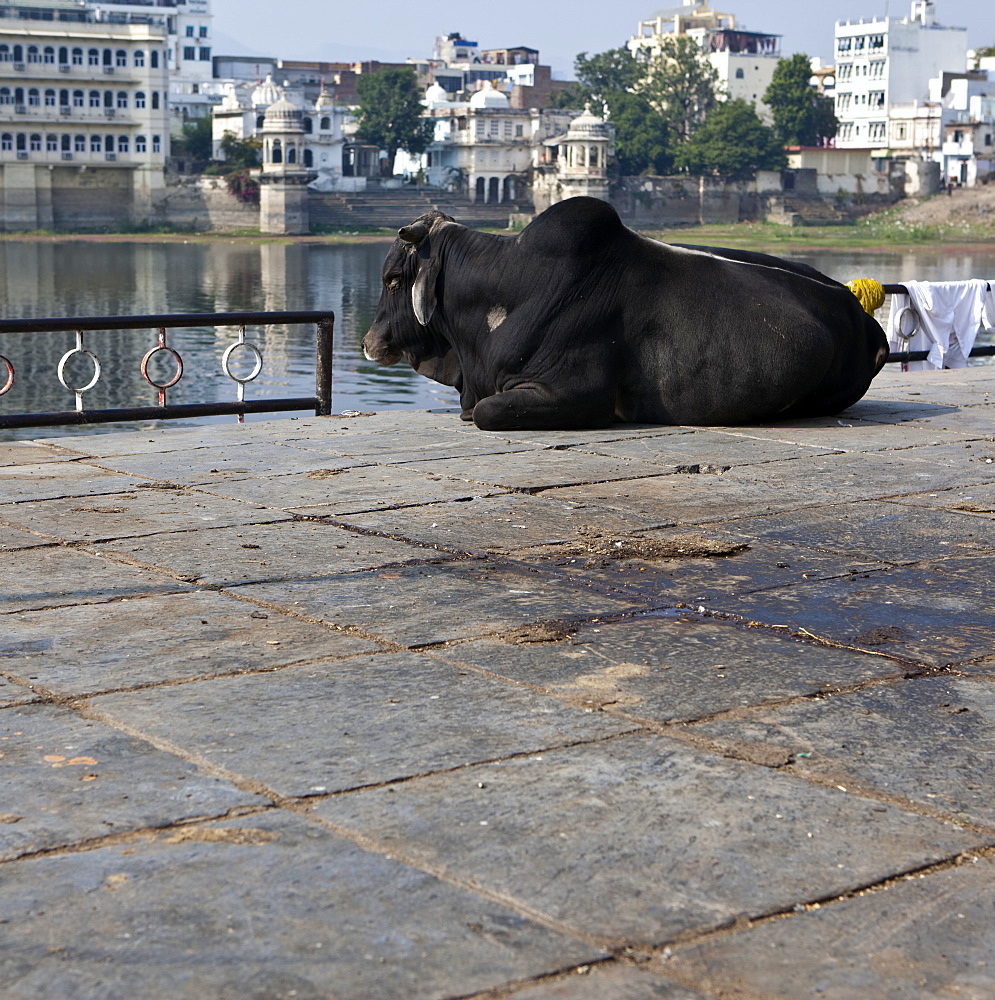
left=883, top=282, right=995, bottom=365
left=0, top=311, right=334, bottom=430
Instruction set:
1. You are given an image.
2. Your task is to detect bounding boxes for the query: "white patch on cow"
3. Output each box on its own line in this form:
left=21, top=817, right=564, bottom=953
left=486, top=306, right=508, bottom=332
left=363, top=346, right=375, bottom=361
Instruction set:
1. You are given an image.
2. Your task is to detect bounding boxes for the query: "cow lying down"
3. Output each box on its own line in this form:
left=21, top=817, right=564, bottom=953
left=363, top=196, right=889, bottom=430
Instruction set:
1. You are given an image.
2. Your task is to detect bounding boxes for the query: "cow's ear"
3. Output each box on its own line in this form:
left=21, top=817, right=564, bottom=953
left=411, top=236, right=441, bottom=326
left=398, top=221, right=430, bottom=245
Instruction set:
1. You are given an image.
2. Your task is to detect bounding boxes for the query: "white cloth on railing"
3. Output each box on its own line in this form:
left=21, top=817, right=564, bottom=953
left=887, top=280, right=995, bottom=370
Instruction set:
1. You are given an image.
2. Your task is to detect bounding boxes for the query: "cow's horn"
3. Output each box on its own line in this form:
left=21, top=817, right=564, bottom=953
left=398, top=221, right=430, bottom=245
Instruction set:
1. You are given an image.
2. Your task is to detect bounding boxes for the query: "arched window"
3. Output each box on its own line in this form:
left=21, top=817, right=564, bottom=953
left=61, top=134, right=71, bottom=152
left=117, top=91, right=128, bottom=108
left=46, top=134, right=57, bottom=151
left=102, top=49, right=113, bottom=67
left=735, top=67, right=744, bottom=79
left=59, top=89, right=69, bottom=106
left=103, top=90, right=113, bottom=108
left=134, top=50, right=145, bottom=68
left=135, top=91, right=146, bottom=109
left=72, top=90, right=84, bottom=107
left=27, top=46, right=40, bottom=64
left=14, top=87, right=23, bottom=105
left=118, top=135, right=129, bottom=154
left=0, top=88, right=11, bottom=105
left=287, top=145, right=297, bottom=163
left=115, top=50, right=127, bottom=68
left=105, top=135, right=115, bottom=153
left=150, top=50, right=159, bottom=69
left=320, top=116, right=330, bottom=130
left=89, top=90, right=100, bottom=108
left=272, top=138, right=283, bottom=163
left=256, top=114, right=264, bottom=128
left=304, top=148, right=313, bottom=167
left=88, top=48, right=100, bottom=67
left=135, top=135, right=147, bottom=153
left=151, top=91, right=160, bottom=109
left=12, top=45, right=23, bottom=63
left=58, top=46, right=68, bottom=65
left=28, top=88, right=40, bottom=107
left=44, top=89, right=56, bottom=107
left=0, top=45, right=10, bottom=63
left=16, top=134, right=26, bottom=151
left=74, top=134, right=85, bottom=152
left=72, top=47, right=83, bottom=66
left=90, top=135, right=102, bottom=152
left=151, top=134, right=161, bottom=153
left=303, top=117, right=312, bottom=133
left=43, top=46, right=55, bottom=64
left=0, top=134, right=11, bottom=151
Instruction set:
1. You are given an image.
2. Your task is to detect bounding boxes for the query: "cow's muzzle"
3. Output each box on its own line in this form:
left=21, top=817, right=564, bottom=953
left=362, top=329, right=401, bottom=366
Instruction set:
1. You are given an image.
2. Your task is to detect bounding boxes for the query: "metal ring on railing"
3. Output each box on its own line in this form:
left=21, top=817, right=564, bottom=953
left=894, top=305, right=920, bottom=340
left=221, top=341, right=264, bottom=385
left=141, top=329, right=184, bottom=391
left=57, top=332, right=101, bottom=411
left=0, top=355, right=13, bottom=396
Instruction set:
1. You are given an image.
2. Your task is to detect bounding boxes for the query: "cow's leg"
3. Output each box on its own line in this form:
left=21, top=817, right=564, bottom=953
left=471, top=384, right=614, bottom=430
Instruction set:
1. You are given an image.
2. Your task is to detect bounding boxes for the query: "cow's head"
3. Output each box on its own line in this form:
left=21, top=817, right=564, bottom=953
left=362, top=210, right=459, bottom=385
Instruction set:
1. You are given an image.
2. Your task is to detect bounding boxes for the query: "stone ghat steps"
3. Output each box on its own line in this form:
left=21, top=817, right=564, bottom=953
left=781, top=196, right=853, bottom=226
left=309, top=189, right=533, bottom=229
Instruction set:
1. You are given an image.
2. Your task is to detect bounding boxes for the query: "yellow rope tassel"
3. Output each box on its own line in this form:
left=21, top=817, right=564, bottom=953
left=846, top=278, right=886, bottom=315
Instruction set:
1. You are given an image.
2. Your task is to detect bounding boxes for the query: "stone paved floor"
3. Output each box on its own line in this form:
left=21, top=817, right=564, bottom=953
left=2, top=366, right=994, bottom=1000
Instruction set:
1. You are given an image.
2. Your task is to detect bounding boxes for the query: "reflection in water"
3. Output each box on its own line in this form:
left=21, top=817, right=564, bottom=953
left=0, top=239, right=992, bottom=440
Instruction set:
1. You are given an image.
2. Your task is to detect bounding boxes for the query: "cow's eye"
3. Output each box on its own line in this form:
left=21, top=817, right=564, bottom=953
left=386, top=277, right=401, bottom=293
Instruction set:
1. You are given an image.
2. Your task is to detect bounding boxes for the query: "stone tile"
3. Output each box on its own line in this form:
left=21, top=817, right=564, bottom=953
left=438, top=616, right=902, bottom=720
left=87, top=443, right=367, bottom=486
left=96, top=520, right=451, bottom=587
left=861, top=407, right=995, bottom=434
left=395, top=451, right=672, bottom=491
left=238, top=561, right=640, bottom=647
left=502, top=964, right=712, bottom=999
left=0, top=524, right=52, bottom=552
left=199, top=465, right=493, bottom=514
left=0, top=703, right=264, bottom=861
left=0, top=462, right=145, bottom=503
left=92, top=653, right=630, bottom=798
left=572, top=430, right=840, bottom=469
left=723, top=567, right=994, bottom=667
left=0, top=488, right=289, bottom=543
left=488, top=426, right=699, bottom=448
left=316, top=734, right=978, bottom=945
left=715, top=418, right=973, bottom=452
left=0, top=443, right=80, bottom=467
left=726, top=451, right=993, bottom=499
left=889, top=484, right=995, bottom=518
left=38, top=421, right=275, bottom=457
left=669, top=858, right=995, bottom=1000
left=334, top=494, right=668, bottom=553
left=0, top=546, right=188, bottom=615
left=883, top=440, right=995, bottom=468
left=727, top=500, right=995, bottom=564
left=544, top=476, right=827, bottom=525
left=0, top=675, right=36, bottom=708
left=695, top=676, right=995, bottom=826
left=0, top=811, right=600, bottom=1000
left=1, top=590, right=377, bottom=696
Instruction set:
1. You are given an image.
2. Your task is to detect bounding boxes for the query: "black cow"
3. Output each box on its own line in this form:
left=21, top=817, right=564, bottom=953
left=363, top=197, right=888, bottom=430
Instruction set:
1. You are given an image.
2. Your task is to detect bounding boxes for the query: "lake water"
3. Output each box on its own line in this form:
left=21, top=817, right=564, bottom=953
left=1, top=238, right=993, bottom=440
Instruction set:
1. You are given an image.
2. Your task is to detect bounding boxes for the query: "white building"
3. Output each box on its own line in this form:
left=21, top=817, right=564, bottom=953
left=0, top=0, right=170, bottom=229
left=627, top=1, right=781, bottom=121
left=834, top=0, right=968, bottom=148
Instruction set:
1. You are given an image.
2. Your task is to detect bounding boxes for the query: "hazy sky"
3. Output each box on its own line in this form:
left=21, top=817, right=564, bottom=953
left=211, top=0, right=994, bottom=78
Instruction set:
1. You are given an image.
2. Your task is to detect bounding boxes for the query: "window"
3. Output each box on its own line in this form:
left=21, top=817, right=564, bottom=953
left=0, top=134, right=11, bottom=151
left=43, top=46, right=55, bottom=64
left=0, top=88, right=10, bottom=105
left=88, top=48, right=100, bottom=67
left=869, top=121, right=886, bottom=141
left=91, top=135, right=102, bottom=152
left=150, top=51, right=159, bottom=69
left=14, top=133, right=24, bottom=151
left=73, top=90, right=84, bottom=108
left=105, top=135, right=114, bottom=153
left=870, top=60, right=885, bottom=78
left=27, top=46, right=40, bottom=64
left=103, top=49, right=113, bottom=67
left=116, top=50, right=127, bottom=68
left=272, top=138, right=282, bottom=163
left=59, top=46, right=68, bottom=65
left=0, top=45, right=9, bottom=63
left=59, top=89, right=69, bottom=106
left=304, top=148, right=313, bottom=167
left=72, top=48, right=83, bottom=66
left=46, top=134, right=57, bottom=151
left=199, top=47, right=210, bottom=61
left=151, top=92, right=160, bottom=110
left=515, top=124, right=523, bottom=137
left=895, top=123, right=907, bottom=140
left=320, top=116, right=330, bottom=130
left=117, top=91, right=127, bottom=109
left=135, top=135, right=147, bottom=152
left=199, top=25, right=208, bottom=38
left=61, top=134, right=70, bottom=151
left=117, top=135, right=128, bottom=153
left=183, top=46, right=196, bottom=61
left=854, top=36, right=865, bottom=51
left=256, top=114, right=264, bottom=128
left=869, top=90, right=885, bottom=108
left=89, top=90, right=101, bottom=108
left=12, top=45, right=23, bottom=63
left=735, top=67, right=744, bottom=78
left=869, top=34, right=884, bottom=49
left=837, top=37, right=852, bottom=53
left=104, top=90, right=113, bottom=109
left=27, top=89, right=40, bottom=107
left=44, top=89, right=56, bottom=107
left=185, top=25, right=195, bottom=37
left=134, top=50, right=145, bottom=68
left=74, top=134, right=85, bottom=152
left=135, top=91, right=146, bottom=109
left=152, top=134, right=160, bottom=153
left=303, top=117, right=313, bottom=134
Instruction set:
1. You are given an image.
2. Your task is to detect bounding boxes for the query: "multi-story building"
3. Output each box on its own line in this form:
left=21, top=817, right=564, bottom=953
left=627, top=1, right=781, bottom=121
left=0, top=0, right=170, bottom=229
left=833, top=0, right=968, bottom=148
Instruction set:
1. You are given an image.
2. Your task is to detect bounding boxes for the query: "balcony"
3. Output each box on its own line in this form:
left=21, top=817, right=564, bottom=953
left=61, top=151, right=73, bottom=160
left=16, top=150, right=28, bottom=159
left=59, top=64, right=70, bottom=73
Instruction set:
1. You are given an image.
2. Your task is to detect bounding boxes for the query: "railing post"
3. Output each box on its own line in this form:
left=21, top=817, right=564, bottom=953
left=315, top=316, right=334, bottom=416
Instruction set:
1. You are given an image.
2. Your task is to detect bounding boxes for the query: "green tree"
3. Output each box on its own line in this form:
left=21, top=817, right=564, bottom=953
left=972, top=44, right=995, bottom=67
left=177, top=115, right=213, bottom=163
left=607, top=91, right=672, bottom=176
left=763, top=53, right=838, bottom=146
left=354, top=66, right=435, bottom=175
left=639, top=35, right=720, bottom=143
left=673, top=98, right=786, bottom=179
left=574, top=47, right=642, bottom=105
left=219, top=130, right=261, bottom=169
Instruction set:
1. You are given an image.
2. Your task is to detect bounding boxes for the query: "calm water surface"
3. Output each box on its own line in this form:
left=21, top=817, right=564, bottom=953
left=0, top=239, right=992, bottom=440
